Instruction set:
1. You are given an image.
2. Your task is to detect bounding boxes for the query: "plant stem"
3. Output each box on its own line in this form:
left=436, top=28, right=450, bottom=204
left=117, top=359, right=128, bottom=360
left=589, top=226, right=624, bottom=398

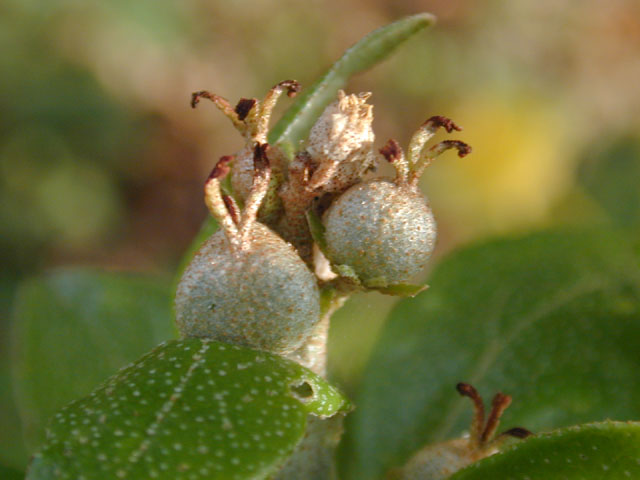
left=277, top=295, right=349, bottom=480
left=285, top=295, right=348, bottom=376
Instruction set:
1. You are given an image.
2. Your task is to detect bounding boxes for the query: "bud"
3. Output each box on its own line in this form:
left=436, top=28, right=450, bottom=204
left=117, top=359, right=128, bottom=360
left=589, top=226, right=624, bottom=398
left=305, top=90, right=376, bottom=192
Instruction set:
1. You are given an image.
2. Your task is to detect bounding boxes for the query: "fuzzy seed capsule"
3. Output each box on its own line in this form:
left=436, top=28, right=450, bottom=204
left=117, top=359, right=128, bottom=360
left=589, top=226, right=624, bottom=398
left=321, top=117, right=471, bottom=289
left=175, top=93, right=321, bottom=353
left=175, top=222, right=320, bottom=353
left=323, top=179, right=436, bottom=286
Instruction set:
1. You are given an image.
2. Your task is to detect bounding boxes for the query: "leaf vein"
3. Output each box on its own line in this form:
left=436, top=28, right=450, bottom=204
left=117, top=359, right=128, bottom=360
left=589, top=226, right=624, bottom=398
left=122, top=340, right=211, bottom=475
left=432, top=277, right=607, bottom=440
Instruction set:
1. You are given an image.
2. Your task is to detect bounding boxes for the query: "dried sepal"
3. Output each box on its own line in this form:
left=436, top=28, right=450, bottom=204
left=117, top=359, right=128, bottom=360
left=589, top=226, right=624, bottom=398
left=403, top=115, right=470, bottom=186
left=380, top=138, right=409, bottom=184
left=409, top=140, right=471, bottom=186
left=455, top=382, right=531, bottom=454
left=407, top=115, right=462, bottom=166
left=239, top=144, right=272, bottom=241
left=191, top=90, right=246, bottom=134
left=390, top=384, right=530, bottom=480
left=456, top=383, right=486, bottom=450
left=254, top=80, right=301, bottom=140
left=481, top=392, right=513, bottom=444
left=276, top=152, right=317, bottom=262
left=191, top=81, right=299, bottom=211
left=233, top=81, right=299, bottom=201
left=204, top=155, right=240, bottom=248
left=203, top=144, right=276, bottom=252
left=234, top=97, right=257, bottom=122
left=222, top=195, right=240, bottom=226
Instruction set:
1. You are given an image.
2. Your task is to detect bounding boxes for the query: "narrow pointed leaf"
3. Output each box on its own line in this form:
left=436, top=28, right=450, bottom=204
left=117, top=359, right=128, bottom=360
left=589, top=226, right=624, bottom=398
left=268, top=13, right=436, bottom=147
left=28, top=338, right=350, bottom=480
left=451, top=421, right=640, bottom=479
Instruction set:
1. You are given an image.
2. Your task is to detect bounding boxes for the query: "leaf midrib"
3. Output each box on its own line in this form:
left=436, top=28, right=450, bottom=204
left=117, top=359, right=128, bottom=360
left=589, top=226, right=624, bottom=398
left=121, top=340, right=211, bottom=477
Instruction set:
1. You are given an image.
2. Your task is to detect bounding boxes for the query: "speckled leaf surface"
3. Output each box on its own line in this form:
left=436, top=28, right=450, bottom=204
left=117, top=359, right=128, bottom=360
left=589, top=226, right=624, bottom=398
left=451, top=421, right=640, bottom=479
left=341, top=230, right=640, bottom=480
left=268, top=13, right=436, bottom=147
left=11, top=269, right=176, bottom=450
left=28, top=338, right=350, bottom=480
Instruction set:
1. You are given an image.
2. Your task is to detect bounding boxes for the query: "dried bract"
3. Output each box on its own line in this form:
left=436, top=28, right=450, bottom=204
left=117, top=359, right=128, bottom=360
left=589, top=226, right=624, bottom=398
left=305, top=90, right=376, bottom=193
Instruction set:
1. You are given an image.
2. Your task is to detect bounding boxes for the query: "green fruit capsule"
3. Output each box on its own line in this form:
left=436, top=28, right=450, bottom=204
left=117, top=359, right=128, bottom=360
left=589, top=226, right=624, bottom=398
left=175, top=146, right=320, bottom=353
left=323, top=179, right=436, bottom=286
left=322, top=117, right=471, bottom=288
left=175, top=222, right=319, bottom=353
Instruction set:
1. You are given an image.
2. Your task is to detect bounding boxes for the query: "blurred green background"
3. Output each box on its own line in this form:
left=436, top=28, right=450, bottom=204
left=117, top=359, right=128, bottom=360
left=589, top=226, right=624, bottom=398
left=2, top=0, right=640, bottom=471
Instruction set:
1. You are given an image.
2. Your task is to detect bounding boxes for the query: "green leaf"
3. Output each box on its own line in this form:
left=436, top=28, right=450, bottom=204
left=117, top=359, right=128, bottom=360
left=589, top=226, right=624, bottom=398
left=268, top=13, right=436, bottom=147
left=28, top=338, right=350, bottom=480
left=0, top=363, right=28, bottom=469
left=0, top=464, right=25, bottom=480
left=451, top=421, right=640, bottom=479
left=11, top=268, right=176, bottom=451
left=577, top=135, right=640, bottom=230
left=341, top=230, right=640, bottom=480
left=0, top=274, right=29, bottom=469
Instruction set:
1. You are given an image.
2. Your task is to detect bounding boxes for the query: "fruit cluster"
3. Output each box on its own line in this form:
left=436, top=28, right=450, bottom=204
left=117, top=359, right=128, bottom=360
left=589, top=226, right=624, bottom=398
left=175, top=81, right=471, bottom=355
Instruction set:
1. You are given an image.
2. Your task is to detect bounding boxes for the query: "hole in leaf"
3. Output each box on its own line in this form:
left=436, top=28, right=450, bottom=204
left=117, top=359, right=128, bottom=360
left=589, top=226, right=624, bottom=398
left=290, top=381, right=314, bottom=402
